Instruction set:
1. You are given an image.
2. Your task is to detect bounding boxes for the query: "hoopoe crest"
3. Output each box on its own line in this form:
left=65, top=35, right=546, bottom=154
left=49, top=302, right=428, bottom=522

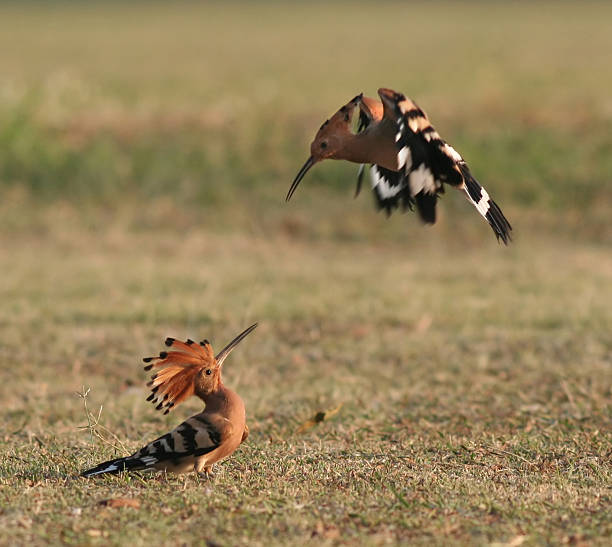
left=143, top=323, right=258, bottom=414
left=81, top=323, right=257, bottom=478
left=287, top=88, right=512, bottom=244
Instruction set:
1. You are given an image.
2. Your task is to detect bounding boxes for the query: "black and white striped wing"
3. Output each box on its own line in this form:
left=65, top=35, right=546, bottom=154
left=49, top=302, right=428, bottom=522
left=133, top=415, right=221, bottom=467
left=81, top=415, right=222, bottom=477
left=356, top=99, right=414, bottom=212
left=369, top=164, right=415, bottom=216
left=380, top=89, right=512, bottom=244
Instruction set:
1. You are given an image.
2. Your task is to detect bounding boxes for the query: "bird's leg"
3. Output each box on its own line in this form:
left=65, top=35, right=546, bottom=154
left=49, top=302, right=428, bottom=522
left=202, top=465, right=215, bottom=478
left=240, top=424, right=249, bottom=444
left=195, top=463, right=215, bottom=480
left=155, top=470, right=169, bottom=483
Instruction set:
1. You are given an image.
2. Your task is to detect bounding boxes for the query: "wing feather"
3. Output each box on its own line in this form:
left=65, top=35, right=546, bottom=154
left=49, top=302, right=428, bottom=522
left=81, top=414, right=223, bottom=477
left=377, top=88, right=512, bottom=242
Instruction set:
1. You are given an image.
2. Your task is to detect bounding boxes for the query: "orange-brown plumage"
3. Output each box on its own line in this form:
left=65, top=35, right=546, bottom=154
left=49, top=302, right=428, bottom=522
left=82, top=324, right=258, bottom=478
left=287, top=88, right=512, bottom=244
left=142, top=325, right=257, bottom=414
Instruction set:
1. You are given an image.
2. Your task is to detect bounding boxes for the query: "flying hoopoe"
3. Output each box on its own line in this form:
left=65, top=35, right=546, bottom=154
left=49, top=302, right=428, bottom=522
left=286, top=88, right=512, bottom=244
left=81, top=323, right=257, bottom=478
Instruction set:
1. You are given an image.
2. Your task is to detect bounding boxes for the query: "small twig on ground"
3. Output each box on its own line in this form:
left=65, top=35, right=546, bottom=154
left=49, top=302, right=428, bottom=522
left=76, top=387, right=127, bottom=453
left=485, top=447, right=537, bottom=467
left=76, top=386, right=95, bottom=444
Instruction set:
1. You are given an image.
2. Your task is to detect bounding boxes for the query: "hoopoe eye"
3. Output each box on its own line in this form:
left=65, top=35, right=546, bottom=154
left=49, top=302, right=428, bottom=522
left=320, top=141, right=327, bottom=149
left=205, top=369, right=212, bottom=376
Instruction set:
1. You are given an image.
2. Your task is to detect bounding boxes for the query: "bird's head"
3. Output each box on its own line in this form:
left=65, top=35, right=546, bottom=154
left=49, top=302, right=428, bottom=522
left=197, top=323, right=258, bottom=395
left=143, top=323, right=258, bottom=412
left=286, top=93, right=363, bottom=201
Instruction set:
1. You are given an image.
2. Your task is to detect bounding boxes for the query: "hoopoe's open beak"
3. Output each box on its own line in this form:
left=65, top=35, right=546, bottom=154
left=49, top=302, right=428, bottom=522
left=286, top=156, right=315, bottom=201
left=215, top=323, right=258, bottom=366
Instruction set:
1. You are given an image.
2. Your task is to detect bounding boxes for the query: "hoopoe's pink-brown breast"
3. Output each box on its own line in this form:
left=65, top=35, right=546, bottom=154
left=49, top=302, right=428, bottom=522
left=196, top=387, right=246, bottom=469
left=344, top=119, right=400, bottom=171
left=146, top=387, right=246, bottom=475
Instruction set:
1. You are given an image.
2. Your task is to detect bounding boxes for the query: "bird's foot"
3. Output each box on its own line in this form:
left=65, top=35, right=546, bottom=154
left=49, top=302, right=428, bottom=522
left=196, top=466, right=215, bottom=480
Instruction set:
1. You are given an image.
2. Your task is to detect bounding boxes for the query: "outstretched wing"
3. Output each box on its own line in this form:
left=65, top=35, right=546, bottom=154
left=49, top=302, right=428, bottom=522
left=81, top=414, right=222, bottom=477
left=377, top=88, right=512, bottom=244
left=369, top=164, right=415, bottom=216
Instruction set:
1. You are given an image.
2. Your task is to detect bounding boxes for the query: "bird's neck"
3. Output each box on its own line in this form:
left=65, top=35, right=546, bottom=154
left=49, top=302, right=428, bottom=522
left=337, top=124, right=399, bottom=171
left=203, top=383, right=242, bottom=414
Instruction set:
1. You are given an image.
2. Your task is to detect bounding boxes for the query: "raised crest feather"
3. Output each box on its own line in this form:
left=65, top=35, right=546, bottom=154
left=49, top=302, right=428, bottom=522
left=141, top=338, right=215, bottom=413
left=82, top=324, right=257, bottom=478
left=141, top=324, right=258, bottom=414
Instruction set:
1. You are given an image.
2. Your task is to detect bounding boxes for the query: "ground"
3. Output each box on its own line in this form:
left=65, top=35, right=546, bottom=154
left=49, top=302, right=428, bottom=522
left=0, top=2, right=610, bottom=545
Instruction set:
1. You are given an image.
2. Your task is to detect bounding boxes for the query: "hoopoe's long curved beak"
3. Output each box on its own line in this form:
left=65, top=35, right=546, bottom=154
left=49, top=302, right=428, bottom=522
left=215, top=323, right=258, bottom=366
left=286, top=156, right=315, bottom=201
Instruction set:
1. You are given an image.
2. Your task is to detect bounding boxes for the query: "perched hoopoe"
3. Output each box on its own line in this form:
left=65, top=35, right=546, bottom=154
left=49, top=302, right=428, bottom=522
left=81, top=323, right=257, bottom=478
left=286, top=88, right=512, bottom=244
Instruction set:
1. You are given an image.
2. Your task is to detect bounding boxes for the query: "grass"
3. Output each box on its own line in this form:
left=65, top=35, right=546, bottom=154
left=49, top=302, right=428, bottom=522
left=0, top=1, right=611, bottom=545
left=1, top=227, right=610, bottom=545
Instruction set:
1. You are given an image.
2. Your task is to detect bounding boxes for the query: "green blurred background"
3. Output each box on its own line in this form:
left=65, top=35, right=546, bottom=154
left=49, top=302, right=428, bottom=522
left=1, top=1, right=610, bottom=241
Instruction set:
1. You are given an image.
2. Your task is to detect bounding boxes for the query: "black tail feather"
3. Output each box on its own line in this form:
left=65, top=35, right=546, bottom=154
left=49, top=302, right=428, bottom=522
left=459, top=164, right=512, bottom=244
left=81, top=456, right=146, bottom=478
left=485, top=198, right=513, bottom=245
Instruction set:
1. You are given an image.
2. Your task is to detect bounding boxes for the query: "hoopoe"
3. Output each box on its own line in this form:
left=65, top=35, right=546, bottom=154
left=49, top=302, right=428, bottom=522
left=81, top=323, right=257, bottom=478
left=286, top=88, right=512, bottom=244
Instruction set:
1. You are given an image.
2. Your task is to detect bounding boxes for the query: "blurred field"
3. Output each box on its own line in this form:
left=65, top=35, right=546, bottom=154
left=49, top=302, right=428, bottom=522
left=1, top=0, right=611, bottom=240
left=0, top=1, right=611, bottom=545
